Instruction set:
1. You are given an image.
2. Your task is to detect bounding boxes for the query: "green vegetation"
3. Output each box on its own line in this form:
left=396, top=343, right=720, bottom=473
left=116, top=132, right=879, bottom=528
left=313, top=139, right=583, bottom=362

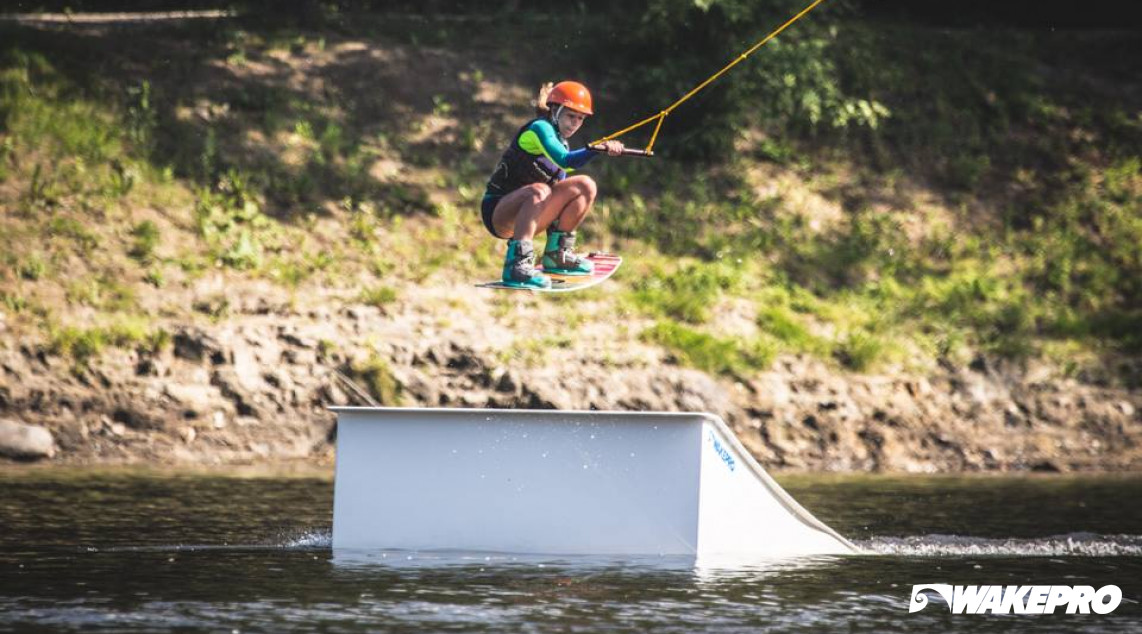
left=358, top=285, right=398, bottom=308
left=348, top=353, right=402, bottom=405
left=128, top=220, right=160, bottom=263
left=16, top=253, right=49, bottom=281
left=0, top=7, right=1138, bottom=384
left=642, top=321, right=776, bottom=377
left=629, top=260, right=741, bottom=324
left=497, top=334, right=576, bottom=368
left=590, top=3, right=1140, bottom=375
left=48, top=318, right=170, bottom=366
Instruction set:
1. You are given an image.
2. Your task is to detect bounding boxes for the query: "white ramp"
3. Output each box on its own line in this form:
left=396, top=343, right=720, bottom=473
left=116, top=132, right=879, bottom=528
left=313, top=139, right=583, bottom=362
left=331, top=407, right=856, bottom=558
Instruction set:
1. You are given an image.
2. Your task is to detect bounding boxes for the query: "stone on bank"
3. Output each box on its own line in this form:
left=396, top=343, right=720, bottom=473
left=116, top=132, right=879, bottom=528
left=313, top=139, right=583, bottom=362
left=0, top=419, right=56, bottom=460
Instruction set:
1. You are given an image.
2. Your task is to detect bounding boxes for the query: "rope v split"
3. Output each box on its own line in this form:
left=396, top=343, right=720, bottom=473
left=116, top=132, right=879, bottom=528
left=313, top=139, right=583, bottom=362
left=589, top=0, right=827, bottom=156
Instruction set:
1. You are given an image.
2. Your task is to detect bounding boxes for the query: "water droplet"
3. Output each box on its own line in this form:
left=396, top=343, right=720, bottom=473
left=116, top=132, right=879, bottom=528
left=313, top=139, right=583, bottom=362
left=582, top=464, right=589, bottom=469
left=629, top=452, right=636, bottom=458
left=590, top=434, right=596, bottom=439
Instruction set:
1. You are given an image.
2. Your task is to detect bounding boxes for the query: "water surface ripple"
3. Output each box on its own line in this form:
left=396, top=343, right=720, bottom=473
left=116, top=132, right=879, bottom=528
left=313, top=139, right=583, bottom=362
left=1, top=469, right=1139, bottom=632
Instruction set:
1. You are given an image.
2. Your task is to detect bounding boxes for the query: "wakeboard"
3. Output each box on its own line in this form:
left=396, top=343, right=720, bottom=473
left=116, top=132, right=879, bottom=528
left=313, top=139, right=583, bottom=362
left=477, top=252, right=622, bottom=293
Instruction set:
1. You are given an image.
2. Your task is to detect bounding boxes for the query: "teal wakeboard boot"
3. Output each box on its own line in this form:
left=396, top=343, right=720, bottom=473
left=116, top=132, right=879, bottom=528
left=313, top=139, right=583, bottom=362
left=502, top=239, right=552, bottom=289
left=542, top=229, right=594, bottom=276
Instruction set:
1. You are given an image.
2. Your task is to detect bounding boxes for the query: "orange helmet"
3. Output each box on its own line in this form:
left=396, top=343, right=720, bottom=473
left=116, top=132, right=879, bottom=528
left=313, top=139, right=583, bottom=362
left=547, top=81, right=593, bottom=115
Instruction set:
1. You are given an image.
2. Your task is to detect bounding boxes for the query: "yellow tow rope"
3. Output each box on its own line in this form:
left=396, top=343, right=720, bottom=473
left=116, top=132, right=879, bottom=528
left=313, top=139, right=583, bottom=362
left=592, top=0, right=827, bottom=154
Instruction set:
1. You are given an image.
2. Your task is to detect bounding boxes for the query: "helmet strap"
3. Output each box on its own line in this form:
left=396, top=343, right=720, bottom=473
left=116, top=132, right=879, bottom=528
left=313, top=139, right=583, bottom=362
left=552, top=104, right=569, bottom=139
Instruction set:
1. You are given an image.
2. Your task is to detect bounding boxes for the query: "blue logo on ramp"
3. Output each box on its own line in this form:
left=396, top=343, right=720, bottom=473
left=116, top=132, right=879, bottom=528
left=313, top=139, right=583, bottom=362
left=708, top=430, right=736, bottom=472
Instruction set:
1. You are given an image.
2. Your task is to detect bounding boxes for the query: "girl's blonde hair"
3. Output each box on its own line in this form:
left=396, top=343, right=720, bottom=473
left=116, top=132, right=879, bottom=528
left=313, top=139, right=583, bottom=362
left=534, top=82, right=554, bottom=117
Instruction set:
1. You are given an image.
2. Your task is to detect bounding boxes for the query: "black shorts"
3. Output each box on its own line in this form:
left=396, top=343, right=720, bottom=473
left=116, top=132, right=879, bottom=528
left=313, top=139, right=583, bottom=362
left=481, top=195, right=504, bottom=238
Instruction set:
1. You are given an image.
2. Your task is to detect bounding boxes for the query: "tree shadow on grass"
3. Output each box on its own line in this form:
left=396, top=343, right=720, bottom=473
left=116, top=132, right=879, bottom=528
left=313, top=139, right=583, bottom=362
left=0, top=14, right=568, bottom=223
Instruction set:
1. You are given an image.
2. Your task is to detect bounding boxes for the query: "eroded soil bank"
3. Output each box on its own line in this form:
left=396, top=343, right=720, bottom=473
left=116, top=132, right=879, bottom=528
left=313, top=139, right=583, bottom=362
left=2, top=295, right=1138, bottom=472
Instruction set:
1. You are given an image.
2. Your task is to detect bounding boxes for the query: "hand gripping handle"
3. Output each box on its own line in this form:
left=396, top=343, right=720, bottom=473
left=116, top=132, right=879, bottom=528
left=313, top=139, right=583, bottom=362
left=587, top=144, right=655, bottom=158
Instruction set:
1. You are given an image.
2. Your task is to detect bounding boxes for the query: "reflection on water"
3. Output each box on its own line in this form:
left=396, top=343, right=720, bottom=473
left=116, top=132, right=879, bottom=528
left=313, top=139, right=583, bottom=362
left=1, top=468, right=1139, bottom=632
left=328, top=547, right=847, bottom=580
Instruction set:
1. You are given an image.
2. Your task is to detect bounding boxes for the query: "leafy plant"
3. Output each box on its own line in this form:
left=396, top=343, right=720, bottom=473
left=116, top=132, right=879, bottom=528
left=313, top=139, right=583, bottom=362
left=17, top=253, right=48, bottom=281
left=359, top=285, right=398, bottom=307
left=348, top=353, right=402, bottom=405
left=128, top=220, right=160, bottom=262
left=834, top=330, right=885, bottom=372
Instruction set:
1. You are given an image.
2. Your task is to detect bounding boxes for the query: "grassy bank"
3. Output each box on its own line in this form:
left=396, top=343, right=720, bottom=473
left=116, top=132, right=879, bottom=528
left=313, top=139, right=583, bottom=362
left=1, top=9, right=1139, bottom=386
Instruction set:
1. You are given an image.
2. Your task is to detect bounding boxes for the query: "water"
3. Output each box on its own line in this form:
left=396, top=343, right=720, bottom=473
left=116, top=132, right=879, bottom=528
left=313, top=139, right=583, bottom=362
left=1, top=468, right=1139, bottom=632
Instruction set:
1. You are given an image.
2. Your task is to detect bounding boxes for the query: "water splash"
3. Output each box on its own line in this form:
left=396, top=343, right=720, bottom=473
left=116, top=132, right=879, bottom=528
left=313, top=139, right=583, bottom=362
left=859, top=533, right=1142, bottom=557
left=283, top=530, right=332, bottom=549
left=285, top=531, right=1142, bottom=557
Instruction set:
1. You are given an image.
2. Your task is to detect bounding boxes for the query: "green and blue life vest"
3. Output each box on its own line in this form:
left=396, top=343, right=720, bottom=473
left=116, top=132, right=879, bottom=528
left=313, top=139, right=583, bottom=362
left=484, top=117, right=596, bottom=198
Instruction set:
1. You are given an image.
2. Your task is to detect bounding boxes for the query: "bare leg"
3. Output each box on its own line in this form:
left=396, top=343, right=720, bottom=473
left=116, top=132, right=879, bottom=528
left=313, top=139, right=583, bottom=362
left=491, top=176, right=599, bottom=240
left=546, top=175, right=598, bottom=232
left=541, top=176, right=598, bottom=274
left=490, top=183, right=552, bottom=239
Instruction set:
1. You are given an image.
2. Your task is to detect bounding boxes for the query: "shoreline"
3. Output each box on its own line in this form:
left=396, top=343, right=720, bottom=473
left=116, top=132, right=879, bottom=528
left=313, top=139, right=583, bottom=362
left=3, top=313, right=1139, bottom=472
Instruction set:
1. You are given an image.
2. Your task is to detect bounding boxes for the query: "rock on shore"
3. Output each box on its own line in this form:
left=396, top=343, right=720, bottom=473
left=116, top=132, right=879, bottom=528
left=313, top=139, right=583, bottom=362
left=0, top=303, right=1138, bottom=471
left=0, top=418, right=56, bottom=460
